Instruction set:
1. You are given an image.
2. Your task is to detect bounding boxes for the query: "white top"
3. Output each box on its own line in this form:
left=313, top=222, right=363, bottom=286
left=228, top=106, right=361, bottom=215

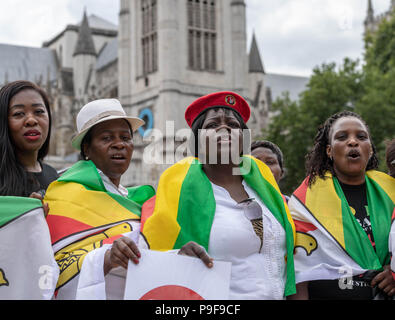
left=97, top=169, right=129, bottom=197
left=208, top=181, right=287, bottom=300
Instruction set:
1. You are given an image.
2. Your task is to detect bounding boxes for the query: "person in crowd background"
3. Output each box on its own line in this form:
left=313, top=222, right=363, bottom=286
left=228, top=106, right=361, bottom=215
left=44, top=99, right=154, bottom=299
left=0, top=80, right=58, bottom=216
left=288, top=110, right=395, bottom=300
left=386, top=139, right=395, bottom=178
left=251, top=140, right=289, bottom=201
left=140, top=91, right=296, bottom=300
left=251, top=140, right=285, bottom=184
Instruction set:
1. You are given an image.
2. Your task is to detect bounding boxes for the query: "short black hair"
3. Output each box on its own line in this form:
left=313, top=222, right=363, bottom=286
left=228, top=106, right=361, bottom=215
left=251, top=140, right=284, bottom=172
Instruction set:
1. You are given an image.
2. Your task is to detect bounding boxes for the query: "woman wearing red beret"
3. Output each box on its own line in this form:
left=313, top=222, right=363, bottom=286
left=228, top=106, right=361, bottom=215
left=140, top=91, right=297, bottom=299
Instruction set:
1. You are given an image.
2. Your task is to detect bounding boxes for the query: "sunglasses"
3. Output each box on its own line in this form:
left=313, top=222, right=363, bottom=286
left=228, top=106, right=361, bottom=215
left=238, top=198, right=263, bottom=252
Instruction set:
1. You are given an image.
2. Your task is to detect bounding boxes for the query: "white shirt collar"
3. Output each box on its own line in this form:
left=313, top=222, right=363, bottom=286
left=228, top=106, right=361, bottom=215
left=97, top=169, right=129, bottom=197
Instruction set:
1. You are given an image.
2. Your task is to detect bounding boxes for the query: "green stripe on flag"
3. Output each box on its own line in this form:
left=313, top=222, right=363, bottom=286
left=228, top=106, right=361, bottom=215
left=174, top=159, right=216, bottom=250
left=241, top=157, right=296, bottom=296
left=366, top=177, right=393, bottom=266
left=0, top=197, right=42, bottom=228
left=58, top=160, right=106, bottom=192
left=58, top=160, right=155, bottom=217
left=333, top=176, right=389, bottom=271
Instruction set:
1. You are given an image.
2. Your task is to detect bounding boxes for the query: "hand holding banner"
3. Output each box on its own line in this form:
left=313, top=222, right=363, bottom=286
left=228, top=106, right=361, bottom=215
left=124, top=249, right=231, bottom=300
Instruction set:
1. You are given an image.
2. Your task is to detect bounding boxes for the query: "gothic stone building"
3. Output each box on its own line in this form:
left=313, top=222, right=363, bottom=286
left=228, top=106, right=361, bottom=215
left=0, top=0, right=309, bottom=187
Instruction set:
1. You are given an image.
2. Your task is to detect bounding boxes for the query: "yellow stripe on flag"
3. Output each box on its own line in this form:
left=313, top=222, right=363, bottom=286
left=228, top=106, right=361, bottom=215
left=247, top=155, right=296, bottom=241
left=143, top=157, right=196, bottom=250
left=305, top=174, right=345, bottom=249
left=46, top=181, right=139, bottom=227
left=245, top=155, right=281, bottom=193
left=367, top=171, right=395, bottom=203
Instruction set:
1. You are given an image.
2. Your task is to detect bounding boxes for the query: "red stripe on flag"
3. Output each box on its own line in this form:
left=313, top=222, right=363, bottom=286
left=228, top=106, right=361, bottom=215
left=103, top=234, right=123, bottom=245
left=293, top=177, right=309, bottom=204
left=294, top=219, right=317, bottom=233
left=392, top=208, right=395, bottom=222
left=140, top=196, right=156, bottom=231
left=46, top=215, right=93, bottom=245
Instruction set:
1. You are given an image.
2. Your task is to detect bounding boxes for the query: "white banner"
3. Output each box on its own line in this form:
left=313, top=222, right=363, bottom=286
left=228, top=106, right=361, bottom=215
left=124, top=249, right=231, bottom=300
left=0, top=208, right=58, bottom=300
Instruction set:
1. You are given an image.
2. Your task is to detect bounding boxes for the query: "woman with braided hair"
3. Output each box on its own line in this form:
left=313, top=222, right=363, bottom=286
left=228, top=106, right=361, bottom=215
left=288, top=110, right=395, bottom=300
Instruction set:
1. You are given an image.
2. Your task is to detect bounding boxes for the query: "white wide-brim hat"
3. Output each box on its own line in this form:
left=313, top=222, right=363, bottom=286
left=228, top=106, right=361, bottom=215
left=71, top=99, right=145, bottom=151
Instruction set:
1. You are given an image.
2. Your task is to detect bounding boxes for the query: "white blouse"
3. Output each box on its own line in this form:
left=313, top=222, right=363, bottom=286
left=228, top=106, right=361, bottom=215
left=208, top=181, right=287, bottom=300
left=73, top=178, right=288, bottom=300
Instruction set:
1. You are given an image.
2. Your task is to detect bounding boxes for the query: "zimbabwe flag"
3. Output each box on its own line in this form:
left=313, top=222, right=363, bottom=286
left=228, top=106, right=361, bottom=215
left=289, top=171, right=395, bottom=284
left=0, top=197, right=58, bottom=300
left=140, top=156, right=296, bottom=296
left=44, top=160, right=155, bottom=294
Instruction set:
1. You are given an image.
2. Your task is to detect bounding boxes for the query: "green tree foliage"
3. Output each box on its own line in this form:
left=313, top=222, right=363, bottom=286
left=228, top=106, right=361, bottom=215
left=263, top=59, right=363, bottom=194
left=263, top=14, right=395, bottom=195
left=359, top=13, right=395, bottom=168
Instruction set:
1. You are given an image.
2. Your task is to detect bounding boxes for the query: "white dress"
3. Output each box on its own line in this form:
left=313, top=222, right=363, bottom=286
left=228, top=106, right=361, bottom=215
left=208, top=181, right=287, bottom=300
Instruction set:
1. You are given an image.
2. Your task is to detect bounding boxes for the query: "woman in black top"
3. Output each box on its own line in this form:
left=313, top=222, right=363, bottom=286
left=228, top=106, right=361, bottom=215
left=288, top=111, right=395, bottom=300
left=0, top=81, right=58, bottom=207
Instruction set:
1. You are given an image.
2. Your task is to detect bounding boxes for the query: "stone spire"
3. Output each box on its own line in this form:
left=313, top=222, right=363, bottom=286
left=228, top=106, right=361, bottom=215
left=249, top=32, right=264, bottom=73
left=365, top=0, right=374, bottom=26
left=73, top=10, right=96, bottom=57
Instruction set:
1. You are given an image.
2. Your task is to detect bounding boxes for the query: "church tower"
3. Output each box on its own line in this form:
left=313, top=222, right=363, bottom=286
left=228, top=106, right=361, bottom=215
left=364, top=0, right=376, bottom=34
left=118, top=0, right=266, bottom=186
left=73, top=10, right=97, bottom=102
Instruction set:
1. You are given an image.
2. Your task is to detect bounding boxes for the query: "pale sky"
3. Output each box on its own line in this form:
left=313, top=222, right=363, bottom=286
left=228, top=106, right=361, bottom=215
left=0, top=0, right=391, bottom=77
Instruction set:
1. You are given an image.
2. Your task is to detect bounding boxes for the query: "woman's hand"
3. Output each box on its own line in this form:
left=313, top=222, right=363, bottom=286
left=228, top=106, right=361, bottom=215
left=178, top=241, right=214, bottom=268
left=29, top=192, right=49, bottom=217
left=371, top=265, right=395, bottom=296
left=103, top=237, right=141, bottom=275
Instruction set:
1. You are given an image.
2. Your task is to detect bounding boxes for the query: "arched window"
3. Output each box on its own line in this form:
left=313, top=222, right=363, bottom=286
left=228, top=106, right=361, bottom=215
left=187, top=0, right=217, bottom=71
left=141, top=0, right=158, bottom=75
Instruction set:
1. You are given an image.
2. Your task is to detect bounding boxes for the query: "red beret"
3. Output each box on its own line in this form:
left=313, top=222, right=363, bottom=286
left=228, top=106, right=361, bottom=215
left=185, top=91, right=251, bottom=128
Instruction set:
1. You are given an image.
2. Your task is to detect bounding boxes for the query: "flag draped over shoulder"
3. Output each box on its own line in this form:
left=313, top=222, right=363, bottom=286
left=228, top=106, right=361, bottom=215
left=0, top=197, right=58, bottom=300
left=289, top=170, right=395, bottom=284
left=140, top=156, right=296, bottom=296
left=44, top=160, right=155, bottom=291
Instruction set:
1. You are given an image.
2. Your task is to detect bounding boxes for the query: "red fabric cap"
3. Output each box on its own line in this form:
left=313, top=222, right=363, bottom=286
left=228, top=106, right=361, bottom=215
left=185, top=91, right=251, bottom=128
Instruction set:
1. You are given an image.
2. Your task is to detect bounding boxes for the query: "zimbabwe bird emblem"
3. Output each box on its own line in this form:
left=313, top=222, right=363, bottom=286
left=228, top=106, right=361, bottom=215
left=0, top=269, right=9, bottom=287
left=295, top=231, right=318, bottom=256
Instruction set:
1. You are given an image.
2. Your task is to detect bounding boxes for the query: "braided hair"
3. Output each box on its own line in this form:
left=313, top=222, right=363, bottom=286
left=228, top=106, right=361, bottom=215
left=305, top=110, right=379, bottom=186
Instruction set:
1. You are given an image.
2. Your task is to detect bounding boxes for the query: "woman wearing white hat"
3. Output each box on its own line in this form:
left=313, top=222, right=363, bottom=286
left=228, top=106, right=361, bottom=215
left=44, top=99, right=155, bottom=299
